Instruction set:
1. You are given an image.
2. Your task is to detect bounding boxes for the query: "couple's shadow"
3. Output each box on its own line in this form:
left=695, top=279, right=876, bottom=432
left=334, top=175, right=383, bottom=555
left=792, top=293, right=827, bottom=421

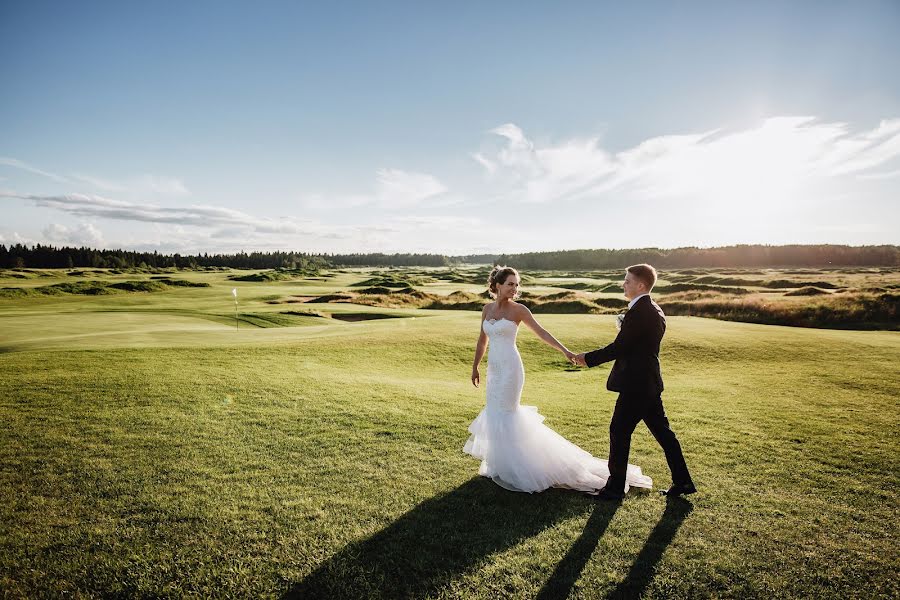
left=284, top=477, right=692, bottom=599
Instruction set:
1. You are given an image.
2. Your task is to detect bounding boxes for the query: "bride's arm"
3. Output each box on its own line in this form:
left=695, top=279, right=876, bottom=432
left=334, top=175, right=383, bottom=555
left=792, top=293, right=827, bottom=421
left=517, top=305, right=575, bottom=363
left=471, top=307, right=489, bottom=387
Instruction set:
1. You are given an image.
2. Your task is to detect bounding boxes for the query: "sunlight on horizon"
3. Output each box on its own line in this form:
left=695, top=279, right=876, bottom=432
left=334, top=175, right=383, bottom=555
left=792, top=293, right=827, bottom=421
left=3, top=113, right=898, bottom=254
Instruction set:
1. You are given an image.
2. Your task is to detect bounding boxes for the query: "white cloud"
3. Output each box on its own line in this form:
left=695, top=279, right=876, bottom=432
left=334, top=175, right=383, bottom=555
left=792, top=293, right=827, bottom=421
left=0, top=157, right=190, bottom=197
left=372, top=168, right=447, bottom=208
left=67, top=173, right=190, bottom=196
left=475, top=117, right=900, bottom=207
left=133, top=175, right=190, bottom=196
left=3, top=189, right=499, bottom=254
left=490, top=123, right=543, bottom=179
left=118, top=214, right=499, bottom=255
left=471, top=152, right=496, bottom=175
left=3, top=192, right=317, bottom=234
left=4, top=115, right=898, bottom=254
left=0, top=157, right=67, bottom=182
left=0, top=231, right=35, bottom=245
left=42, top=222, right=105, bottom=247
left=825, top=119, right=900, bottom=176
left=856, top=168, right=900, bottom=181
left=68, top=174, right=127, bottom=192
left=300, top=168, right=449, bottom=211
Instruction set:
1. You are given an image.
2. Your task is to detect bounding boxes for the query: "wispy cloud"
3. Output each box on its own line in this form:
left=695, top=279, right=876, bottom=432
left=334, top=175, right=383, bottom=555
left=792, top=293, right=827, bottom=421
left=2, top=190, right=497, bottom=254
left=855, top=168, right=900, bottom=181
left=71, top=173, right=190, bottom=197
left=0, top=157, right=67, bottom=182
left=304, top=168, right=449, bottom=210
left=0, top=157, right=190, bottom=197
left=2, top=192, right=314, bottom=234
left=474, top=117, right=900, bottom=206
left=471, top=153, right=496, bottom=175
left=373, top=168, right=447, bottom=208
left=4, top=115, right=897, bottom=254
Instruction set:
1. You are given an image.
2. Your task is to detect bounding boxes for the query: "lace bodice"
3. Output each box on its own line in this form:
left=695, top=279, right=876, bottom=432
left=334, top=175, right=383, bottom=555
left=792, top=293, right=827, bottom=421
left=483, top=318, right=524, bottom=412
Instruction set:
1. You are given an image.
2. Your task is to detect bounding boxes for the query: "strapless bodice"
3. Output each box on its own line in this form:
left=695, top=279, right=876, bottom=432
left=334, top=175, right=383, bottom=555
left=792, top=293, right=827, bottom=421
left=482, top=317, right=519, bottom=343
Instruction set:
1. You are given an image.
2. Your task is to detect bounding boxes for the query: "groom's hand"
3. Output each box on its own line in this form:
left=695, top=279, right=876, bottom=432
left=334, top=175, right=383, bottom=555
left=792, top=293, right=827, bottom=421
left=573, top=353, right=587, bottom=367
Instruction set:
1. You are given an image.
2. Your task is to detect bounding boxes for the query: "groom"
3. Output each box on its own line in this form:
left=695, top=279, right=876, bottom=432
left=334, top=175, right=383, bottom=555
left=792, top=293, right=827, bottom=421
left=575, top=264, right=695, bottom=500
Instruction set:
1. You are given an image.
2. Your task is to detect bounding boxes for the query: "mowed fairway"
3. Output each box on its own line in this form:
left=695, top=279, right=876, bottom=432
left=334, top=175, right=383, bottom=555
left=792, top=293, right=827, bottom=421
left=1, top=271, right=898, bottom=598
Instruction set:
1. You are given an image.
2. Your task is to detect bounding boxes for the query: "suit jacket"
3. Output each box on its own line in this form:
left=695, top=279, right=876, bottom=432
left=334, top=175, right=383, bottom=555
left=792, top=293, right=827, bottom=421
left=584, top=295, right=665, bottom=397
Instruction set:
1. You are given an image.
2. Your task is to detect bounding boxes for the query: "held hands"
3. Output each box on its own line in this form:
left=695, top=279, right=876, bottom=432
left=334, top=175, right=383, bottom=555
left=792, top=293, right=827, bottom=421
left=561, top=348, right=586, bottom=367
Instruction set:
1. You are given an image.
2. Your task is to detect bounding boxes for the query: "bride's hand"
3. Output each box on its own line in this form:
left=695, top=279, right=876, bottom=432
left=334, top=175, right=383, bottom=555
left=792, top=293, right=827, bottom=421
left=563, top=349, right=576, bottom=365
left=471, top=367, right=480, bottom=387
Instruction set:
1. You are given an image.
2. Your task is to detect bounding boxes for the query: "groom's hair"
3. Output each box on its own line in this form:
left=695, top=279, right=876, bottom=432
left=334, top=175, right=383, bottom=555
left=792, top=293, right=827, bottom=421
left=626, top=264, right=657, bottom=290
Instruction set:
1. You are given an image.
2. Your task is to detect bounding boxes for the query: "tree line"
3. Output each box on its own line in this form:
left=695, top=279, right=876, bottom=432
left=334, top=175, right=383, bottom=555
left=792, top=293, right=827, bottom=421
left=488, top=245, right=900, bottom=269
left=1, top=243, right=897, bottom=270
left=0, top=244, right=449, bottom=269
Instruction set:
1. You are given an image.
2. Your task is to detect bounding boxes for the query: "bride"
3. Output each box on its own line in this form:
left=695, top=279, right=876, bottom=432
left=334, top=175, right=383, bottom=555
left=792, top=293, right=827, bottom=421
left=464, top=266, right=652, bottom=494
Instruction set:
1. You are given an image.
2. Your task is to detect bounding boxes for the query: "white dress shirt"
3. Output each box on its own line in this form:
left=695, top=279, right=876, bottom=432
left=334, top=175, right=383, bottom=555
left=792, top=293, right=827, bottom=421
left=628, top=293, right=649, bottom=310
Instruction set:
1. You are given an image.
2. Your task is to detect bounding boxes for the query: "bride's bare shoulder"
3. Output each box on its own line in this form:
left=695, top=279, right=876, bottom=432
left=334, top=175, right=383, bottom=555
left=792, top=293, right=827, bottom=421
left=510, top=301, right=531, bottom=314
left=508, top=302, right=532, bottom=322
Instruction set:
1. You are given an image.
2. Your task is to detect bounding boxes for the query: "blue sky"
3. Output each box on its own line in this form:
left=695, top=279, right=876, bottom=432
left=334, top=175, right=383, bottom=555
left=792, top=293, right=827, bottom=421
left=2, top=1, right=899, bottom=254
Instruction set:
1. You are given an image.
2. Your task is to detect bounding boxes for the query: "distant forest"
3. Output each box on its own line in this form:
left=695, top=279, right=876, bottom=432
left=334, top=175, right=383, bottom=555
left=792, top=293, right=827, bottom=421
left=488, top=245, right=900, bottom=269
left=1, top=243, right=898, bottom=270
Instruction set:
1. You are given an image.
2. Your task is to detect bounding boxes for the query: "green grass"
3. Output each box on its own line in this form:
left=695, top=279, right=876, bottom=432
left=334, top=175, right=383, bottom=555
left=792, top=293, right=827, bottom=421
left=227, top=268, right=323, bottom=282
left=0, top=269, right=898, bottom=598
left=0, top=278, right=210, bottom=298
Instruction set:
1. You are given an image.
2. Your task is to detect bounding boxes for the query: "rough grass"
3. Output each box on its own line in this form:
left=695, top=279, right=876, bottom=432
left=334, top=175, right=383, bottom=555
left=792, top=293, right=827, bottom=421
left=784, top=286, right=831, bottom=296
left=228, top=268, right=320, bottom=282
left=149, top=278, right=212, bottom=288
left=351, top=275, right=436, bottom=288
left=663, top=292, right=899, bottom=330
left=0, top=279, right=209, bottom=298
left=259, top=274, right=898, bottom=329
left=549, top=282, right=610, bottom=292
left=654, top=283, right=753, bottom=294
left=0, top=312, right=897, bottom=598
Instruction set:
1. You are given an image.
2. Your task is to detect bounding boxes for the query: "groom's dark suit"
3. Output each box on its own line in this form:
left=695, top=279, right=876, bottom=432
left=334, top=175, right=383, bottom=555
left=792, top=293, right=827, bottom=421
left=585, top=294, right=692, bottom=493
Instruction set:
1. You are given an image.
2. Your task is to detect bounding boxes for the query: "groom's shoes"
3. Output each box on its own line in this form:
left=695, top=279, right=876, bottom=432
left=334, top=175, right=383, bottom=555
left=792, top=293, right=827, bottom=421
left=660, top=482, right=697, bottom=497
left=591, top=486, right=625, bottom=501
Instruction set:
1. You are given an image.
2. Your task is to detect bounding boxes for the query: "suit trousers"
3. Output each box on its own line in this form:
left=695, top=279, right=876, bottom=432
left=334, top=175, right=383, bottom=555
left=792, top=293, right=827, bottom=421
left=606, top=392, right=692, bottom=493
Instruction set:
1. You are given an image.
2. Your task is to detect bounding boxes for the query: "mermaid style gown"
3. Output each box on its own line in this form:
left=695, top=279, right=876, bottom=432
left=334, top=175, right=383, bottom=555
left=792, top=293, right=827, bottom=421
left=464, top=318, right=653, bottom=493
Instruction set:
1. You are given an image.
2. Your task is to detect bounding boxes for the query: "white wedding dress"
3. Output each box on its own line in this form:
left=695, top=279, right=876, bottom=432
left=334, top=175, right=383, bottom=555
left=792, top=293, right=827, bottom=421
left=464, top=318, right=653, bottom=494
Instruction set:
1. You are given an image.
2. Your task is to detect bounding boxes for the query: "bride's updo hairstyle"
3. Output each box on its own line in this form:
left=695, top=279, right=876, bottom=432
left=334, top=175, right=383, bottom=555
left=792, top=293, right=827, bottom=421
left=487, top=265, right=521, bottom=300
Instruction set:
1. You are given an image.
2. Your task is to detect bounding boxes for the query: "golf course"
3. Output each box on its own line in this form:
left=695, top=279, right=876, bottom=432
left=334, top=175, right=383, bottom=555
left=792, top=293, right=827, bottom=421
left=0, top=265, right=897, bottom=598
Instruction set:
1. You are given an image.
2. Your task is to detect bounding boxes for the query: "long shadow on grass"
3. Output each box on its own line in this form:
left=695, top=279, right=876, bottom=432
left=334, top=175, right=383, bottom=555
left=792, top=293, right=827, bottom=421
left=605, top=497, right=693, bottom=599
left=534, top=501, right=620, bottom=600
left=284, top=477, right=600, bottom=599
